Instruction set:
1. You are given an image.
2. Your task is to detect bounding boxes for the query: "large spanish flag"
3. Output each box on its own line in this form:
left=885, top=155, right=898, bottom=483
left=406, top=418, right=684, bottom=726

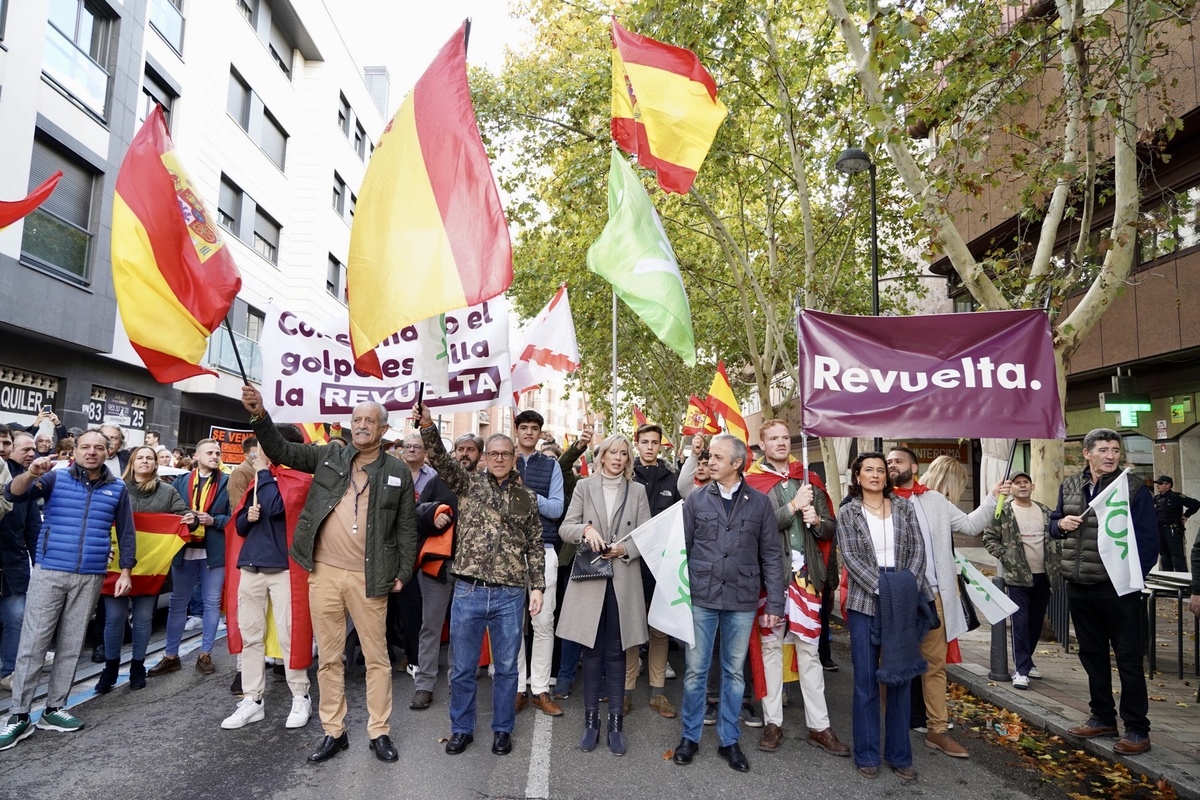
left=103, top=512, right=191, bottom=596
left=112, top=106, right=242, bottom=383
left=0, top=171, right=61, bottom=230
left=611, top=20, right=727, bottom=195
left=347, top=21, right=512, bottom=378
left=706, top=361, right=749, bottom=442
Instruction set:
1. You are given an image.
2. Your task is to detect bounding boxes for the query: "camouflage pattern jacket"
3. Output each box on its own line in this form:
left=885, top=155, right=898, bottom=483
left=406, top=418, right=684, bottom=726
left=421, top=425, right=545, bottom=590
left=982, top=500, right=1061, bottom=587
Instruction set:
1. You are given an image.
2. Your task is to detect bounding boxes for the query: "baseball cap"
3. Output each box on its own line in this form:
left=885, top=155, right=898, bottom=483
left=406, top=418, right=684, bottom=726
left=1154, top=475, right=1173, bottom=485
left=1010, top=472, right=1032, bottom=482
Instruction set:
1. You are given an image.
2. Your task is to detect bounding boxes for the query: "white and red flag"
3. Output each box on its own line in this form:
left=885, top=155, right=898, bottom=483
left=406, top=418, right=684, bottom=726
left=510, top=284, right=580, bottom=395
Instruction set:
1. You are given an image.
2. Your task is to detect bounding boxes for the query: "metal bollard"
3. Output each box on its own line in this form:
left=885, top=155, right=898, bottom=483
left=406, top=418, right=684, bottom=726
left=988, top=575, right=1011, bottom=682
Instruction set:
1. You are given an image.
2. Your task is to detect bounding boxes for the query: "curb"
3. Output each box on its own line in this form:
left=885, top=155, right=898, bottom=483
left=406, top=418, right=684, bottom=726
left=948, top=663, right=1200, bottom=800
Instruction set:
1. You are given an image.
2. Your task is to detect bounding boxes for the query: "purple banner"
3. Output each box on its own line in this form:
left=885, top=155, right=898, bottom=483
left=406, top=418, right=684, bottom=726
left=797, top=309, right=1065, bottom=439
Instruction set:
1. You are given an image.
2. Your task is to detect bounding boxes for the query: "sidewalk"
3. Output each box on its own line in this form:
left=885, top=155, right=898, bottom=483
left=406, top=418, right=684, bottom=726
left=949, top=546, right=1200, bottom=799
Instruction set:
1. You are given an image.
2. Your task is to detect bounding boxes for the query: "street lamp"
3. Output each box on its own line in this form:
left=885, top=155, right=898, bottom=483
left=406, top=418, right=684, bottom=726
left=837, top=146, right=882, bottom=452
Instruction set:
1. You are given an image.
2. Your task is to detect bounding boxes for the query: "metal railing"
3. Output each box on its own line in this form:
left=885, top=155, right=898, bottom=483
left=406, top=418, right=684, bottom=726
left=43, top=23, right=109, bottom=117
left=206, top=330, right=262, bottom=382
left=149, top=0, right=185, bottom=52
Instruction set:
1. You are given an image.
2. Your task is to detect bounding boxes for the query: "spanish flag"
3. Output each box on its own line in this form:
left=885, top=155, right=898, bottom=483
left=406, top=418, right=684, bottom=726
left=103, top=512, right=190, bottom=596
left=681, top=393, right=721, bottom=436
left=0, top=171, right=61, bottom=230
left=347, top=21, right=512, bottom=378
left=298, top=422, right=329, bottom=445
left=111, top=106, right=242, bottom=383
left=706, top=361, right=748, bottom=442
left=610, top=20, right=727, bottom=195
left=633, top=405, right=673, bottom=448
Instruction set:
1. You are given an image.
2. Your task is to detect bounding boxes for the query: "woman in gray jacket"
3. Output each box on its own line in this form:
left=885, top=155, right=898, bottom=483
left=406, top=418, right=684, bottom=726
left=558, top=434, right=651, bottom=755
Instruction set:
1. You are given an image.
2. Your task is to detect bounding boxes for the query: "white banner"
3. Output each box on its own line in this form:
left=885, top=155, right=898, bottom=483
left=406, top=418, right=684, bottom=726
left=954, top=551, right=1019, bottom=624
left=627, top=502, right=694, bottom=647
left=1088, top=468, right=1144, bottom=596
left=261, top=300, right=512, bottom=424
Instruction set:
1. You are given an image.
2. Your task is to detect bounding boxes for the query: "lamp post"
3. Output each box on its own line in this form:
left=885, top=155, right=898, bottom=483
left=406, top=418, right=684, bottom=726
left=837, top=146, right=882, bottom=452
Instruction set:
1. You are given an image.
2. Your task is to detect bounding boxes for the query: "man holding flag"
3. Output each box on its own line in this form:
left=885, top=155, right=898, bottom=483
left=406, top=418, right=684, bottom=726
left=1050, top=428, right=1158, bottom=755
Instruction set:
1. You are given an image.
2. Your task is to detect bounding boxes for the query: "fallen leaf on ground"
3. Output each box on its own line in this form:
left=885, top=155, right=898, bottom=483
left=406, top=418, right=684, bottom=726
left=1149, top=695, right=1167, bottom=701
left=663, top=750, right=674, bottom=760
left=436, top=736, right=449, bottom=743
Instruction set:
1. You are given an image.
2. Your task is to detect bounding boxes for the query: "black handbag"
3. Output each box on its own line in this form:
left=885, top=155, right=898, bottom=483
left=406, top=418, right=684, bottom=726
left=570, top=485, right=628, bottom=581
left=957, top=573, right=981, bottom=632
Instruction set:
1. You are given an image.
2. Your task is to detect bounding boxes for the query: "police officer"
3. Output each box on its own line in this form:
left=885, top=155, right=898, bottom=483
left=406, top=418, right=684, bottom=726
left=1153, top=475, right=1198, bottom=572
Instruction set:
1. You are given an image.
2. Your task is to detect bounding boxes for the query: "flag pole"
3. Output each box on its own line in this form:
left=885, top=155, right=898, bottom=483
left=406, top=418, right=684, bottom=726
left=994, top=438, right=1019, bottom=519
left=222, top=316, right=251, bottom=385
left=611, top=289, right=618, bottom=433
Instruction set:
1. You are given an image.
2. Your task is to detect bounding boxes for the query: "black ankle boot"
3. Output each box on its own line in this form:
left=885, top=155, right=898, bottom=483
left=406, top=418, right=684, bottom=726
left=129, top=659, right=146, bottom=690
left=96, top=659, right=119, bottom=694
left=580, top=710, right=601, bottom=752
left=607, top=714, right=626, bottom=756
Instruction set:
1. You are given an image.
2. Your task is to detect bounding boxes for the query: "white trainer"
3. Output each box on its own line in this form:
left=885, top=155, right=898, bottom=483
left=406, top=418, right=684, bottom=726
left=665, top=663, right=677, bottom=680
left=1012, top=673, right=1030, bottom=690
left=286, top=695, right=312, bottom=729
left=1028, top=666, right=1043, bottom=679
left=183, top=616, right=202, bottom=632
left=221, top=697, right=264, bottom=729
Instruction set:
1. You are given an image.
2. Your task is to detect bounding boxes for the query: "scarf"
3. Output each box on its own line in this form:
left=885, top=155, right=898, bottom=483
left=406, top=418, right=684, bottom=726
left=187, top=469, right=218, bottom=539
left=872, top=570, right=931, bottom=686
left=891, top=481, right=928, bottom=499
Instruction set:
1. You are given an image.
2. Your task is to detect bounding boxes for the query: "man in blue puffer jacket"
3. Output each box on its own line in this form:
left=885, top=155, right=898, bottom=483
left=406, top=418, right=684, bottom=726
left=0, top=429, right=134, bottom=751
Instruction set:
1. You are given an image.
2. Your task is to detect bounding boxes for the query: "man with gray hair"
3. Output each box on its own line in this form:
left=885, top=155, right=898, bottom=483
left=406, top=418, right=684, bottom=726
left=241, top=386, right=417, bottom=765
left=674, top=433, right=785, bottom=774
left=1050, top=428, right=1158, bottom=755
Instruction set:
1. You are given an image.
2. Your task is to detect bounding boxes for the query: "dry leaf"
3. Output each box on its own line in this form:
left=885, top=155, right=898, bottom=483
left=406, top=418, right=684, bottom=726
left=663, top=749, right=674, bottom=760
left=1175, top=702, right=1189, bottom=707
left=436, top=736, right=449, bottom=743
left=1149, top=695, right=1167, bottom=701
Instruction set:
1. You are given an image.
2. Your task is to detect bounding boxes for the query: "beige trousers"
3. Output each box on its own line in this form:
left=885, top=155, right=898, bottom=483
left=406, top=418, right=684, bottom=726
left=238, top=568, right=309, bottom=700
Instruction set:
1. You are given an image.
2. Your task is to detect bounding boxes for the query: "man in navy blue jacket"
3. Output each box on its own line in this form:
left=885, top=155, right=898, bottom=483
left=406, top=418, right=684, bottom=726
left=0, top=430, right=134, bottom=750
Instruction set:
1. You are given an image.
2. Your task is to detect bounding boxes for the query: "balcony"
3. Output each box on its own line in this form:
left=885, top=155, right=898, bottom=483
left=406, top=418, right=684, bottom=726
left=149, top=0, right=185, bottom=53
left=42, top=23, right=109, bottom=117
left=206, top=329, right=262, bottom=383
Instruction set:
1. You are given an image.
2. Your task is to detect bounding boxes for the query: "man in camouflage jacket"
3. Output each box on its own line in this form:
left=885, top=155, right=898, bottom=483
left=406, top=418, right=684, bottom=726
left=417, top=404, right=544, bottom=757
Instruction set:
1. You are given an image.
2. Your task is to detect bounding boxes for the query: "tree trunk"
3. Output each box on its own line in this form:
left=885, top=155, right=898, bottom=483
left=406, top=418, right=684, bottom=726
left=820, top=436, right=844, bottom=505
left=1030, top=345, right=1069, bottom=507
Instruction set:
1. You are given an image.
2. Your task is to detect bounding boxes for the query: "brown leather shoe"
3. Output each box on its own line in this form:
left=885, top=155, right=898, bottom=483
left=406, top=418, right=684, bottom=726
left=1113, top=734, right=1151, bottom=755
left=925, top=731, right=969, bottom=758
left=1067, top=718, right=1118, bottom=738
left=892, top=766, right=918, bottom=782
left=515, top=692, right=529, bottom=714
left=147, top=655, right=181, bottom=677
left=648, top=694, right=676, bottom=718
left=857, top=766, right=878, bottom=779
left=530, top=692, right=564, bottom=717
left=807, top=727, right=851, bottom=756
left=196, top=653, right=216, bottom=675
left=758, top=723, right=783, bottom=752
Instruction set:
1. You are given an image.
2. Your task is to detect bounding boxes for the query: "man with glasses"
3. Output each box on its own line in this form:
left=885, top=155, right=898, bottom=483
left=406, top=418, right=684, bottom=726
left=416, top=403, right=544, bottom=757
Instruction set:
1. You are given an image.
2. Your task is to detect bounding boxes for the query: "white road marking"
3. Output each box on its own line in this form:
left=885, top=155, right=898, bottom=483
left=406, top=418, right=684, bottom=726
left=525, top=711, right=554, bottom=799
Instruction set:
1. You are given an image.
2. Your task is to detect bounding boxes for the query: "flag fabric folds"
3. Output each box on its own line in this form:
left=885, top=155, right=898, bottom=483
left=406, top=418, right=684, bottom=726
left=610, top=20, right=727, bottom=195
left=706, top=361, right=748, bottom=442
left=627, top=502, right=693, bottom=646
left=104, top=512, right=190, bottom=595
left=954, top=551, right=1018, bottom=623
left=1088, top=468, right=1144, bottom=596
left=587, top=147, right=696, bottom=367
left=0, top=171, right=62, bottom=230
left=632, top=405, right=672, bottom=448
left=112, top=106, right=242, bottom=383
left=681, top=393, right=720, bottom=436
left=348, top=22, right=512, bottom=378
left=510, top=284, right=580, bottom=395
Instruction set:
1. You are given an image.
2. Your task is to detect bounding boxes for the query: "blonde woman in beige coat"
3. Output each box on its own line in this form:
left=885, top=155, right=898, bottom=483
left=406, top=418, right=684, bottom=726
left=558, top=434, right=651, bottom=756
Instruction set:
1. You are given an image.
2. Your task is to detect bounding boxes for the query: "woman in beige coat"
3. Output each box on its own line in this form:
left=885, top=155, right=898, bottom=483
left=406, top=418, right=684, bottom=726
left=558, top=434, right=651, bottom=756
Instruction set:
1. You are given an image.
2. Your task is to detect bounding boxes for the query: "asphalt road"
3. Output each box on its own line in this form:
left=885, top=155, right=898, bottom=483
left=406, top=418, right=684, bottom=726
left=2, top=639, right=1069, bottom=800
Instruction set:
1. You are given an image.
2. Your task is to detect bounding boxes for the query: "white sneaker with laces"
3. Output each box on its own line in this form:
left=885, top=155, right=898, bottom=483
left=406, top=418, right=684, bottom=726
left=665, top=663, right=677, bottom=680
left=286, top=695, right=312, bottom=729
left=1012, top=673, right=1030, bottom=689
left=221, top=697, right=264, bottom=730
left=406, top=663, right=418, bottom=678
left=1028, top=666, right=1043, bottom=679
left=183, top=616, right=202, bottom=631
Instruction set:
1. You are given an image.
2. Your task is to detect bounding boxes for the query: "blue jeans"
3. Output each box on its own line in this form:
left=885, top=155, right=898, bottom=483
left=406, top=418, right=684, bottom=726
left=1, top=592, right=26, bottom=676
left=104, top=595, right=158, bottom=661
left=681, top=606, right=755, bottom=747
left=165, top=559, right=224, bottom=655
left=556, top=638, right=582, bottom=692
left=449, top=581, right=524, bottom=735
left=848, top=610, right=913, bottom=769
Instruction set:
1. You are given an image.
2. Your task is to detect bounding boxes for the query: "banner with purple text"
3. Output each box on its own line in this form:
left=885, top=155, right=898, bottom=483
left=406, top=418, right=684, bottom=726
left=797, top=309, right=1065, bottom=439
left=262, top=300, right=512, bottom=424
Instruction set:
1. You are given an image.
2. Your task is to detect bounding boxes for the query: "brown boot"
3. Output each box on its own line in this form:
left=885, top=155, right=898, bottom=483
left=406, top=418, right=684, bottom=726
left=925, top=731, right=969, bottom=758
left=530, top=692, right=564, bottom=717
left=196, top=653, right=216, bottom=675
left=758, top=723, right=783, bottom=752
left=147, top=655, right=181, bottom=677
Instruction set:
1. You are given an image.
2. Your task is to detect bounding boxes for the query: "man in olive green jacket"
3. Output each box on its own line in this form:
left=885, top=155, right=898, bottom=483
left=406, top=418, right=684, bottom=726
left=242, top=385, right=417, bottom=766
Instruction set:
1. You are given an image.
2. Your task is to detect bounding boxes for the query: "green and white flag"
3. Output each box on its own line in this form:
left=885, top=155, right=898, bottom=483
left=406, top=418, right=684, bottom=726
left=586, top=147, right=696, bottom=367
left=1088, top=468, right=1144, bottom=596
left=954, top=551, right=1018, bottom=624
left=628, top=502, right=694, bottom=646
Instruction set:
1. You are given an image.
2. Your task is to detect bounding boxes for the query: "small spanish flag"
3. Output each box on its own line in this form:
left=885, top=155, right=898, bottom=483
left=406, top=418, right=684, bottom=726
left=347, top=21, right=512, bottom=377
left=681, top=394, right=721, bottom=436
left=111, top=106, right=242, bottom=383
left=103, top=512, right=190, bottom=596
left=633, top=405, right=673, bottom=448
left=706, top=361, right=748, bottom=443
left=610, top=20, right=727, bottom=195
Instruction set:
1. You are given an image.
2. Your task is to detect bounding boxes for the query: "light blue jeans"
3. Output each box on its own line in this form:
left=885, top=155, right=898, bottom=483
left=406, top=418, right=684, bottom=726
left=104, top=594, right=158, bottom=661
left=680, top=606, right=755, bottom=747
left=165, top=558, right=224, bottom=655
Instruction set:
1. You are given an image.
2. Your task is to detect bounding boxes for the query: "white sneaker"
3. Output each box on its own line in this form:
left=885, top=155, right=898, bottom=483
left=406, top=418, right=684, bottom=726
left=184, top=616, right=202, bottom=631
left=1012, top=673, right=1030, bottom=689
left=221, top=697, right=265, bottom=729
left=286, top=695, right=312, bottom=729
left=42, top=651, right=55, bottom=671
left=1028, top=666, right=1043, bottom=679
left=406, top=663, right=418, bottom=678
left=665, top=663, right=677, bottom=680
left=0, top=674, right=12, bottom=691
left=217, top=617, right=227, bottom=632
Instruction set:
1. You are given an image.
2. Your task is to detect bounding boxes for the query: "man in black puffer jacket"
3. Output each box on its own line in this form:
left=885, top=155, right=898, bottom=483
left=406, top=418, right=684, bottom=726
left=1, top=431, right=38, bottom=690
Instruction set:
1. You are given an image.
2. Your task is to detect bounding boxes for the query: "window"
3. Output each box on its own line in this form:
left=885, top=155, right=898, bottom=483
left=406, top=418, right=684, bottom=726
left=332, top=173, right=345, bottom=214
left=246, top=307, right=265, bottom=342
left=237, top=0, right=257, bottom=24
left=227, top=69, right=250, bottom=129
left=260, top=109, right=287, bottom=169
left=348, top=192, right=356, bottom=219
left=43, top=0, right=111, bottom=116
left=338, top=93, right=351, bottom=137
left=148, top=0, right=184, bottom=53
left=268, top=21, right=293, bottom=79
left=140, top=69, right=176, bottom=129
left=354, top=122, right=366, bottom=160
left=327, top=255, right=346, bottom=301
left=217, top=175, right=241, bottom=231
left=1139, top=186, right=1200, bottom=265
left=252, top=208, right=280, bottom=264
left=21, top=137, right=97, bottom=282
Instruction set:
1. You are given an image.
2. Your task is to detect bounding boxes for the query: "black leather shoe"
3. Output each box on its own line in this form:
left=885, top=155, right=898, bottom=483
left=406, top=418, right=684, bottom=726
left=369, top=734, right=398, bottom=762
left=718, top=743, right=751, bottom=772
left=492, top=732, right=512, bottom=755
left=446, top=732, right=474, bottom=755
left=307, top=733, right=349, bottom=763
left=673, top=738, right=700, bottom=765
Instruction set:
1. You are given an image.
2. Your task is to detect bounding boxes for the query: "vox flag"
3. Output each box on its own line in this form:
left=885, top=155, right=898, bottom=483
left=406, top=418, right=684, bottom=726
left=112, top=106, right=242, bottom=382
left=627, top=502, right=693, bottom=647
left=587, top=147, right=696, bottom=367
left=705, top=361, right=748, bottom=442
left=610, top=20, right=727, bottom=194
left=954, top=551, right=1019, bottom=623
left=1, top=171, right=62, bottom=229
left=1088, top=468, right=1144, bottom=596
left=348, top=21, right=512, bottom=378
